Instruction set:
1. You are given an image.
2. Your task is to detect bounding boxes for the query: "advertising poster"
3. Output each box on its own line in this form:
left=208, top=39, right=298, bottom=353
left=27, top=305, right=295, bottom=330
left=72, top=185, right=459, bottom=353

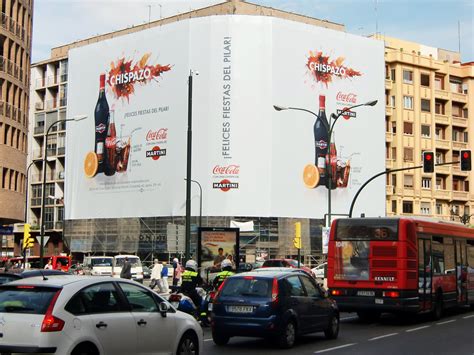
left=334, top=240, right=370, bottom=281
left=199, top=227, right=239, bottom=272
left=65, top=16, right=384, bottom=220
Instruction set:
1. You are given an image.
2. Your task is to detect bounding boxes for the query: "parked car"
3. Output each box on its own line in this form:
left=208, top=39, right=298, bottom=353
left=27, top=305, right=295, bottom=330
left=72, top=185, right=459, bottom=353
left=0, top=275, right=202, bottom=354
left=83, top=256, right=114, bottom=276
left=0, top=269, right=69, bottom=285
left=211, top=270, right=339, bottom=348
left=262, top=259, right=315, bottom=277
left=311, top=262, right=327, bottom=279
left=112, top=255, right=144, bottom=283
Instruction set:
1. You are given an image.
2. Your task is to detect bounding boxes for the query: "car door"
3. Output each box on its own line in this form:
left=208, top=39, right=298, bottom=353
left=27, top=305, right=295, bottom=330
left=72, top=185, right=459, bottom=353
left=65, top=281, right=137, bottom=355
left=284, top=276, right=312, bottom=332
left=299, top=275, right=331, bottom=330
left=118, top=282, right=176, bottom=355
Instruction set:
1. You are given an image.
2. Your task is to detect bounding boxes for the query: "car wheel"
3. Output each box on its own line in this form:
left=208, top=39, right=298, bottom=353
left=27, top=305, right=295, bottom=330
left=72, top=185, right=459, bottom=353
left=177, top=332, right=199, bottom=355
left=324, top=314, right=339, bottom=339
left=71, top=342, right=99, bottom=355
left=212, top=331, right=230, bottom=346
left=278, top=320, right=296, bottom=349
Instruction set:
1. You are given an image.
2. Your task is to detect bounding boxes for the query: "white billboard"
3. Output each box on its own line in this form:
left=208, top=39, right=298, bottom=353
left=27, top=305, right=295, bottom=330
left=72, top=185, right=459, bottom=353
left=65, top=16, right=385, bottom=220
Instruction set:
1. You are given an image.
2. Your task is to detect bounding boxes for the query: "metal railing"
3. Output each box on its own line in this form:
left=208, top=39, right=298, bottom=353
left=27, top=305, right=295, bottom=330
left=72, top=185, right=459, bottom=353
left=60, top=73, right=68, bottom=83
left=45, top=99, right=57, bottom=110
left=34, top=126, right=44, bottom=134
left=59, top=97, right=67, bottom=107
left=0, top=55, right=25, bottom=82
left=0, top=12, right=29, bottom=45
left=30, top=197, right=42, bottom=206
left=55, top=221, right=63, bottom=230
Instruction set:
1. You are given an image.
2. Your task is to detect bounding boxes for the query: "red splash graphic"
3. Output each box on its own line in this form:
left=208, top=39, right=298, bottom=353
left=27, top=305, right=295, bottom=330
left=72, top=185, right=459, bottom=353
left=306, top=51, right=361, bottom=87
left=108, top=53, right=172, bottom=101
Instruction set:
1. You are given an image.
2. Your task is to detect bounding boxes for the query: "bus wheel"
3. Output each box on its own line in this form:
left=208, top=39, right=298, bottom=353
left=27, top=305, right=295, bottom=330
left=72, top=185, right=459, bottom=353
left=356, top=311, right=381, bottom=322
left=432, top=294, right=443, bottom=320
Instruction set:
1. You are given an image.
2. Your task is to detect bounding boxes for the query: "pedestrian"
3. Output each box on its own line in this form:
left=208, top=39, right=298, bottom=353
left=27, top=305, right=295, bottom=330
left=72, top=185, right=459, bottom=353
left=150, top=259, right=163, bottom=291
left=120, top=257, right=132, bottom=279
left=56, top=261, right=62, bottom=271
left=44, top=259, right=53, bottom=270
left=173, top=258, right=183, bottom=286
left=4, top=259, right=12, bottom=272
left=161, top=261, right=169, bottom=293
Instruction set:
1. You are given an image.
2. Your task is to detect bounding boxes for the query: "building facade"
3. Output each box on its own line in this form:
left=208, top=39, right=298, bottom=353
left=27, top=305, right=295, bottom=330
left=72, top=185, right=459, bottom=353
left=382, top=36, right=473, bottom=224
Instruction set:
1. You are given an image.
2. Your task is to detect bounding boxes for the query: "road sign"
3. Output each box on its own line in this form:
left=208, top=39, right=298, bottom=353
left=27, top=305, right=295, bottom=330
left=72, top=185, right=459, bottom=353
left=36, top=236, right=50, bottom=247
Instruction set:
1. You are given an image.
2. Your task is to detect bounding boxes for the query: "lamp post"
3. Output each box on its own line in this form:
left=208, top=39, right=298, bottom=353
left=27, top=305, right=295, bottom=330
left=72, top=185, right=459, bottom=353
left=39, top=115, right=86, bottom=267
left=24, top=161, right=35, bottom=223
left=273, top=100, right=377, bottom=228
left=184, top=178, right=202, bottom=229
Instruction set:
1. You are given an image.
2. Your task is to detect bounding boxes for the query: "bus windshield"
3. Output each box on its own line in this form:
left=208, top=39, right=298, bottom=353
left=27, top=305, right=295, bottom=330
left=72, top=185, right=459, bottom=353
left=115, top=257, right=141, bottom=267
left=335, top=219, right=399, bottom=241
left=91, top=258, right=113, bottom=267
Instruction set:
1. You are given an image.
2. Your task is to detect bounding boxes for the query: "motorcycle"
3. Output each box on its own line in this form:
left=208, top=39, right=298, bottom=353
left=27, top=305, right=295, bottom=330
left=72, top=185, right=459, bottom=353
left=168, top=286, right=209, bottom=324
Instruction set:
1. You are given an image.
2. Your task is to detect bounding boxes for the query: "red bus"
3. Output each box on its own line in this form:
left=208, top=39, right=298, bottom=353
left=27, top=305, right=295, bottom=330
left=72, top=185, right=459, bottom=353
left=8, top=256, right=71, bottom=272
left=327, top=217, right=474, bottom=320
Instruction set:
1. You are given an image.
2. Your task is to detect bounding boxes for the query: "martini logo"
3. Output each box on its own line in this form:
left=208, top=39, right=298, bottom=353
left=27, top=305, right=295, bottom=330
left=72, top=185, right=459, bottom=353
left=307, top=51, right=361, bottom=87
left=108, top=53, right=172, bottom=102
left=337, top=108, right=357, bottom=120
left=213, top=179, right=238, bottom=192
left=95, top=123, right=106, bottom=134
left=146, top=146, right=166, bottom=160
left=315, top=140, right=328, bottom=149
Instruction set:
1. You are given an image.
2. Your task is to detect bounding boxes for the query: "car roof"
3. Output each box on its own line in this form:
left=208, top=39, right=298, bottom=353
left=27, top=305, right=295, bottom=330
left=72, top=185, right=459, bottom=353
left=234, top=269, right=307, bottom=279
left=87, top=256, right=113, bottom=259
left=0, top=275, right=113, bottom=287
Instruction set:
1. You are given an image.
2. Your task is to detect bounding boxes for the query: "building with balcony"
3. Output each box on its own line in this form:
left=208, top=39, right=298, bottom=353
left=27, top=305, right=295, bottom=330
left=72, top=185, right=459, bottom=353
left=382, top=36, right=473, bottom=223
left=0, top=0, right=33, bottom=230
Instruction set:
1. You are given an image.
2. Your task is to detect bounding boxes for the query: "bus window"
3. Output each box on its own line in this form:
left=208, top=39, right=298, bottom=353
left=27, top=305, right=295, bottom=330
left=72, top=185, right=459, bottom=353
left=335, top=219, right=398, bottom=241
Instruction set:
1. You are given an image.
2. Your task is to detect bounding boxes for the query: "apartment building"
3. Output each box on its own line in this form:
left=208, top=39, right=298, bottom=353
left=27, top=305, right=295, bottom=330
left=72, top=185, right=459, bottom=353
left=382, top=36, right=473, bottom=223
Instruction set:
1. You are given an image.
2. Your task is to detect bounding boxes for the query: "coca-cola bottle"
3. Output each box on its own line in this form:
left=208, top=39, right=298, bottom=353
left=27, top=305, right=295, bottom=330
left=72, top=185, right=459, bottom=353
left=314, top=95, right=329, bottom=187
left=94, top=74, right=109, bottom=174
left=104, top=110, right=116, bottom=176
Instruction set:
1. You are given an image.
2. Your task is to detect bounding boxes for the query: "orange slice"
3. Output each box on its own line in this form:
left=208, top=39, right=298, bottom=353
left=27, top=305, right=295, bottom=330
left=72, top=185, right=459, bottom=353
left=303, top=163, right=320, bottom=188
left=84, top=151, right=98, bottom=178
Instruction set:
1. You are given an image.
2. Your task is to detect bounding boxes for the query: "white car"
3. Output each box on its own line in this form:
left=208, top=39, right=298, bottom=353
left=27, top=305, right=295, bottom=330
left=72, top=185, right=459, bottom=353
left=113, top=255, right=144, bottom=283
left=0, top=276, right=202, bottom=354
left=312, top=262, right=327, bottom=279
left=83, top=256, right=114, bottom=276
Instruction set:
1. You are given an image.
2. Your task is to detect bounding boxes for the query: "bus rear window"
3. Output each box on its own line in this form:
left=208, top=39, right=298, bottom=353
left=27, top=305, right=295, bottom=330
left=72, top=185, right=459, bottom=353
left=335, top=219, right=398, bottom=241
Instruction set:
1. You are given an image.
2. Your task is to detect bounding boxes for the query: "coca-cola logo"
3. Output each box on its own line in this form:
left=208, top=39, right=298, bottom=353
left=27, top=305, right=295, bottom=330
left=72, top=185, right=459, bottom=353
left=336, top=92, right=357, bottom=104
left=212, top=164, right=240, bottom=175
left=213, top=179, right=238, bottom=192
left=146, top=128, right=168, bottom=141
left=96, top=123, right=106, bottom=134
left=316, top=140, right=328, bottom=149
left=146, top=146, right=167, bottom=161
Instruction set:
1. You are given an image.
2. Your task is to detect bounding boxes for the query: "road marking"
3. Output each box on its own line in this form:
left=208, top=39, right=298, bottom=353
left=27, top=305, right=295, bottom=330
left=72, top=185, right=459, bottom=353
left=436, top=319, right=456, bottom=325
left=463, top=315, right=474, bottom=319
left=406, top=325, right=430, bottom=332
left=204, top=339, right=213, bottom=342
left=368, top=333, right=398, bottom=341
left=314, top=343, right=357, bottom=353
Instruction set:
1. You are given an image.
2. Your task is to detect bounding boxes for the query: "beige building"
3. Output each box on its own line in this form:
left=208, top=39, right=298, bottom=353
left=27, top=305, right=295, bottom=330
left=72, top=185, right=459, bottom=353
left=0, top=0, right=33, bottom=227
left=382, top=36, right=473, bottom=223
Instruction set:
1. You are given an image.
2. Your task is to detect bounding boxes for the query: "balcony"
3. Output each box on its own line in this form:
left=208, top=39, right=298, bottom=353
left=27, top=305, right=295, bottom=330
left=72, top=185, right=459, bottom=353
left=35, top=102, right=44, bottom=111
left=451, top=92, right=467, bottom=103
left=434, top=114, right=449, bottom=124
left=33, top=149, right=43, bottom=159
left=385, top=132, right=392, bottom=142
left=435, top=139, right=451, bottom=150
left=452, top=116, right=468, bottom=128
left=385, top=106, right=394, bottom=116
left=435, top=165, right=450, bottom=174
left=35, top=77, right=46, bottom=89
left=46, top=148, right=57, bottom=156
left=55, top=221, right=63, bottom=230
left=34, top=126, right=45, bottom=135
left=385, top=79, right=393, bottom=90
left=434, top=189, right=451, bottom=200
left=421, top=189, right=432, bottom=198
left=60, top=73, right=68, bottom=83
left=0, top=12, right=28, bottom=44
left=57, top=121, right=67, bottom=131
left=453, top=141, right=468, bottom=150
left=46, top=75, right=59, bottom=87
left=0, top=55, right=24, bottom=82
left=385, top=185, right=394, bottom=195
left=434, top=89, right=449, bottom=100
left=57, top=147, right=66, bottom=156
left=45, top=99, right=57, bottom=111
left=30, top=197, right=42, bottom=207
left=45, top=221, right=54, bottom=231
left=57, top=171, right=65, bottom=180
left=59, top=97, right=67, bottom=107
left=452, top=191, right=469, bottom=201
left=452, top=166, right=469, bottom=176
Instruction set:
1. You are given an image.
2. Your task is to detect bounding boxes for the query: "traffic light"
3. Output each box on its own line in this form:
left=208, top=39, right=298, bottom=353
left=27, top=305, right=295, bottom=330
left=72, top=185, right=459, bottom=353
left=460, top=150, right=471, bottom=171
left=294, top=222, right=301, bottom=249
left=22, top=223, right=34, bottom=250
left=423, top=151, right=434, bottom=173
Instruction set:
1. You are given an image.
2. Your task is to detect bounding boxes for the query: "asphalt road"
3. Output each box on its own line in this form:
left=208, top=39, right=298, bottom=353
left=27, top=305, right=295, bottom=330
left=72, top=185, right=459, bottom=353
left=202, top=308, right=474, bottom=355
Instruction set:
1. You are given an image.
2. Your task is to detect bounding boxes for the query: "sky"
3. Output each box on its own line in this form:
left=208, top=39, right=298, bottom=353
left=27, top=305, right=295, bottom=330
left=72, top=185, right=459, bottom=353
left=32, top=0, right=473, bottom=63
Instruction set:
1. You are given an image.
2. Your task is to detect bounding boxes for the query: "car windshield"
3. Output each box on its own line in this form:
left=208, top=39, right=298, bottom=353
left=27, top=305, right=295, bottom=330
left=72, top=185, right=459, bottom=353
left=0, top=275, right=20, bottom=285
left=91, top=258, right=113, bottom=267
left=262, top=260, right=282, bottom=267
left=115, top=257, right=141, bottom=267
left=0, top=286, right=59, bottom=314
left=288, top=260, right=300, bottom=267
left=221, top=277, right=272, bottom=298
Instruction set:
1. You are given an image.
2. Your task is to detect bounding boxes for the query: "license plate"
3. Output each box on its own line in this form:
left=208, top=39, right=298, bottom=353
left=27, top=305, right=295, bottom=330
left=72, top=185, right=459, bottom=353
left=227, top=305, right=254, bottom=314
left=171, top=302, right=179, bottom=308
left=357, top=291, right=375, bottom=297
left=375, top=298, right=384, bottom=304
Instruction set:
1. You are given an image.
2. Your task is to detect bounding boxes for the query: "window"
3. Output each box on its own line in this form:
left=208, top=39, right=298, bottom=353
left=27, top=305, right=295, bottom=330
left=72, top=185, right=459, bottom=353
left=435, top=126, right=444, bottom=140
left=421, top=125, right=431, bottom=137
left=403, top=70, right=413, bottom=84
left=0, top=287, right=58, bottom=315
left=420, top=202, right=431, bottom=215
left=300, top=276, right=321, bottom=298
left=391, top=200, right=397, bottom=213
left=449, top=77, right=462, bottom=93
left=404, top=174, right=413, bottom=188
left=402, top=201, right=413, bottom=214
left=404, top=147, right=414, bottom=162
left=391, top=174, right=397, bottom=187
left=422, top=178, right=431, bottom=189
left=435, top=152, right=444, bottom=164
left=391, top=147, right=397, bottom=160
left=403, top=96, right=413, bottom=109
left=432, top=238, right=445, bottom=275
left=119, top=283, right=158, bottom=312
left=390, top=95, right=395, bottom=107
left=435, top=101, right=445, bottom=115
left=420, top=73, right=430, bottom=87
left=436, top=177, right=445, bottom=190
left=65, top=282, right=122, bottom=315
left=435, top=75, right=444, bottom=90
left=452, top=104, right=463, bottom=117
left=403, top=122, right=413, bottom=135
left=390, top=69, right=396, bottom=81
left=391, top=122, right=396, bottom=134
left=436, top=203, right=442, bottom=215
left=285, top=276, right=305, bottom=297
left=421, top=99, right=430, bottom=112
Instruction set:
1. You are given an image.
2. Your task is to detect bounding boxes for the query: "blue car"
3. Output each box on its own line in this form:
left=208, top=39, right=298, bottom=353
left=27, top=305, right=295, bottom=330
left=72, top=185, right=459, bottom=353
left=211, top=270, right=339, bottom=348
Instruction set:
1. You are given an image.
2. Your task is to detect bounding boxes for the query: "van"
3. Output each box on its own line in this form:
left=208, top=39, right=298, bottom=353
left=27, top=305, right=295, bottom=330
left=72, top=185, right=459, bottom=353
left=83, top=256, right=114, bottom=276
left=112, top=255, right=143, bottom=283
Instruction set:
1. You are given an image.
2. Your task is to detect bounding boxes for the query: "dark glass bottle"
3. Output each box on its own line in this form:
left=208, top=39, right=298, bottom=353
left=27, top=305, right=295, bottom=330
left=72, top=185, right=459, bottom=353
left=314, top=95, right=329, bottom=187
left=104, top=110, right=116, bottom=176
left=94, top=74, right=109, bottom=174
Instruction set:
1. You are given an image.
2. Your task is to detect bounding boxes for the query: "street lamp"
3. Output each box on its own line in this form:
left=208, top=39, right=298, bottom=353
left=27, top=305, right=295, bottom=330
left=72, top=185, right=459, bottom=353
left=184, top=178, right=202, bottom=229
left=273, top=100, right=377, bottom=228
left=39, top=115, right=86, bottom=267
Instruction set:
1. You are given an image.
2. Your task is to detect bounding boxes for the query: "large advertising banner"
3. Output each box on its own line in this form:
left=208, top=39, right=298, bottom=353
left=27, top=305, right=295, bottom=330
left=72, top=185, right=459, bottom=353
left=65, top=16, right=384, bottom=220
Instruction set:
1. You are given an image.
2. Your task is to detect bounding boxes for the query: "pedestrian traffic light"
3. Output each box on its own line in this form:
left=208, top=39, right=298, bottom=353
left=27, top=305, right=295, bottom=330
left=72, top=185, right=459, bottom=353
left=22, top=224, right=34, bottom=249
left=423, top=151, right=434, bottom=173
left=460, top=150, right=471, bottom=171
left=294, top=222, right=301, bottom=249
